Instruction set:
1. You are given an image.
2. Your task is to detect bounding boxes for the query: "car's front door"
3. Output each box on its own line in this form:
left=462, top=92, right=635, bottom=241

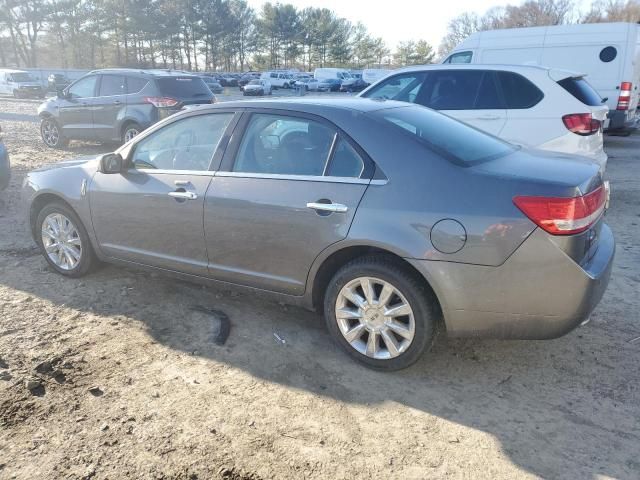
left=89, top=112, right=237, bottom=276
left=204, top=111, right=372, bottom=295
left=93, top=74, right=127, bottom=142
left=59, top=74, right=99, bottom=139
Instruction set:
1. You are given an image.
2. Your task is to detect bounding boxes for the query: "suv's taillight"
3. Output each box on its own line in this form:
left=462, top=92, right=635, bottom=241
left=562, top=113, right=601, bottom=136
left=617, top=81, right=632, bottom=110
left=513, top=185, right=606, bottom=235
left=144, top=96, right=178, bottom=108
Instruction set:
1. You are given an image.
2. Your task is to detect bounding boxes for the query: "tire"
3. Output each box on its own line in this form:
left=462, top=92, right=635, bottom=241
left=36, top=202, right=97, bottom=278
left=40, top=118, right=68, bottom=149
left=122, top=122, right=142, bottom=144
left=324, top=255, right=438, bottom=371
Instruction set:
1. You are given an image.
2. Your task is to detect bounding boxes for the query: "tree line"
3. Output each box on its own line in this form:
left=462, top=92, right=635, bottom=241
left=0, top=0, right=435, bottom=71
left=1, top=0, right=640, bottom=72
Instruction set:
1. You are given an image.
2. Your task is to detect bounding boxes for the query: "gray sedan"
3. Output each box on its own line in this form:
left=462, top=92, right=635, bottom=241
left=22, top=99, right=614, bottom=370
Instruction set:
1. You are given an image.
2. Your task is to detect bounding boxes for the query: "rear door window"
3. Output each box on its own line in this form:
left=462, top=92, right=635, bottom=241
left=99, top=75, right=125, bottom=96
left=496, top=71, right=543, bottom=109
left=557, top=77, right=603, bottom=106
left=422, top=70, right=484, bottom=110
left=155, top=76, right=211, bottom=98
left=474, top=72, right=504, bottom=109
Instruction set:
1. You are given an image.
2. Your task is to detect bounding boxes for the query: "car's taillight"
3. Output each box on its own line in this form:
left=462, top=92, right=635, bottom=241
left=513, top=185, right=606, bottom=235
left=562, top=113, right=601, bottom=136
left=617, top=81, right=632, bottom=110
left=144, top=96, right=178, bottom=108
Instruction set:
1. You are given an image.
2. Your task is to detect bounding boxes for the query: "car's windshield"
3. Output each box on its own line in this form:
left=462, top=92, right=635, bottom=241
left=373, top=105, right=516, bottom=165
left=9, top=72, right=34, bottom=82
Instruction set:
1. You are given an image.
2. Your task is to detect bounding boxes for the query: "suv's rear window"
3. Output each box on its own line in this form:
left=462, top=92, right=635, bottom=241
left=557, top=77, right=603, bottom=106
left=155, top=76, right=211, bottom=98
left=374, top=106, right=515, bottom=165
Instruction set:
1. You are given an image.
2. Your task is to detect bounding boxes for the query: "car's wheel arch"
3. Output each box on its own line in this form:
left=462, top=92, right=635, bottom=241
left=308, top=243, right=443, bottom=325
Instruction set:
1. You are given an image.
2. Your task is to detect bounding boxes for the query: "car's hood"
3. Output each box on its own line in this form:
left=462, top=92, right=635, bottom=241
left=32, top=155, right=100, bottom=174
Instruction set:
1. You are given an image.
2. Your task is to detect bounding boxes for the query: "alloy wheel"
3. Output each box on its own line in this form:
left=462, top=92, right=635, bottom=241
left=41, top=213, right=83, bottom=271
left=123, top=127, right=140, bottom=143
left=42, top=120, right=60, bottom=147
left=335, top=276, right=416, bottom=360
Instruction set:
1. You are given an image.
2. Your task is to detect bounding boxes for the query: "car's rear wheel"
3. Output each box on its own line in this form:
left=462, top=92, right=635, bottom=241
left=324, top=256, right=437, bottom=370
left=122, top=122, right=142, bottom=144
left=40, top=118, right=68, bottom=149
left=36, top=202, right=96, bottom=277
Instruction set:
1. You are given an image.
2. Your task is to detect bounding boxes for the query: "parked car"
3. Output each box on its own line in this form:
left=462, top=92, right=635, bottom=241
left=22, top=98, right=614, bottom=370
left=314, top=68, right=356, bottom=90
left=294, top=78, right=321, bottom=91
left=238, top=74, right=258, bottom=90
left=37, top=68, right=214, bottom=148
left=0, top=69, right=45, bottom=98
left=261, top=71, right=295, bottom=89
left=243, top=79, right=272, bottom=96
left=200, top=76, right=223, bottom=94
left=340, top=78, right=368, bottom=92
left=444, top=22, right=640, bottom=131
left=0, top=125, right=9, bottom=191
left=323, top=78, right=342, bottom=92
left=219, top=75, right=238, bottom=87
left=48, top=73, right=71, bottom=92
left=360, top=64, right=609, bottom=170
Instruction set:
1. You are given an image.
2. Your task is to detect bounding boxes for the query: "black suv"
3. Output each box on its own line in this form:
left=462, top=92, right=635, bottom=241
left=37, top=69, right=214, bottom=148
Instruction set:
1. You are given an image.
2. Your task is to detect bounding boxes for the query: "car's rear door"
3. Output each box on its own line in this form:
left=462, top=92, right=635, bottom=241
left=204, top=110, right=372, bottom=295
left=89, top=111, right=238, bottom=276
left=92, top=74, right=127, bottom=142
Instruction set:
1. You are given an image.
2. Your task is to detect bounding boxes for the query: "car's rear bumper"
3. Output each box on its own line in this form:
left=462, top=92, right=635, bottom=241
left=408, top=224, right=615, bottom=339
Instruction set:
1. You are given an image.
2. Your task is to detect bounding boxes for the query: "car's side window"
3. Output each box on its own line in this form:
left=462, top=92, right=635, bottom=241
left=445, top=51, right=473, bottom=64
left=497, top=71, right=544, bottom=109
left=423, top=70, right=483, bottom=110
left=363, top=73, right=427, bottom=102
left=68, top=75, right=97, bottom=98
left=99, top=75, right=125, bottom=97
left=233, top=114, right=335, bottom=176
left=130, top=113, right=233, bottom=171
left=126, top=76, right=148, bottom=94
left=474, top=72, right=504, bottom=109
left=326, top=138, right=365, bottom=178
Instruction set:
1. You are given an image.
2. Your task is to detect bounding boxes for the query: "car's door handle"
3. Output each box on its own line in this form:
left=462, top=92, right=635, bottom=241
left=113, top=100, right=122, bottom=105
left=174, top=180, right=191, bottom=187
left=168, top=191, right=198, bottom=200
left=478, top=115, right=501, bottom=120
left=306, top=202, right=348, bottom=213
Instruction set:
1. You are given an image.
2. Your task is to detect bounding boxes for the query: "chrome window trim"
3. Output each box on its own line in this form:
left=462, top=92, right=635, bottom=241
left=215, top=171, right=373, bottom=184
left=130, top=168, right=216, bottom=176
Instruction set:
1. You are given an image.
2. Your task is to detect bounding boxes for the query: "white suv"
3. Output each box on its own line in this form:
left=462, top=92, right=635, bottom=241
left=359, top=64, right=608, bottom=170
left=261, top=71, right=295, bottom=89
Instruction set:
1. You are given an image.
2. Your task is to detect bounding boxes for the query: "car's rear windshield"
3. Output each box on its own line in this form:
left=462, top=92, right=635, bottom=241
left=155, top=76, right=212, bottom=98
left=557, top=77, right=603, bottom=106
left=373, top=105, right=516, bottom=166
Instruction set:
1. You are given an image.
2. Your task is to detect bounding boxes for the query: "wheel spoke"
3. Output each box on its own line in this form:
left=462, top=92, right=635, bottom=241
left=343, top=323, right=366, bottom=343
left=377, top=283, right=394, bottom=307
left=67, top=237, right=81, bottom=246
left=41, top=229, right=57, bottom=241
left=360, top=278, right=375, bottom=305
left=385, top=303, right=411, bottom=318
left=336, top=308, right=362, bottom=320
left=65, top=245, right=81, bottom=261
left=342, top=288, right=365, bottom=309
left=380, top=329, right=400, bottom=356
left=387, top=320, right=413, bottom=340
left=366, top=331, right=378, bottom=357
left=45, top=243, right=59, bottom=253
left=64, top=249, right=76, bottom=267
left=46, top=217, right=59, bottom=236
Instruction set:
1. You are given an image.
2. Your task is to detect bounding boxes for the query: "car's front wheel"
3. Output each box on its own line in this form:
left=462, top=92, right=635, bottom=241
left=40, top=118, right=68, bottom=149
left=36, top=202, right=96, bottom=277
left=324, top=256, right=438, bottom=370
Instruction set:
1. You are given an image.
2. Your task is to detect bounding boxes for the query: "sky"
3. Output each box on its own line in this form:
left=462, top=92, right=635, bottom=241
left=247, top=0, right=593, bottom=49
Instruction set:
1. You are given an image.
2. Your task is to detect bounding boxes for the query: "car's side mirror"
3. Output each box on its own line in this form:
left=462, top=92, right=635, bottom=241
left=100, top=153, right=124, bottom=174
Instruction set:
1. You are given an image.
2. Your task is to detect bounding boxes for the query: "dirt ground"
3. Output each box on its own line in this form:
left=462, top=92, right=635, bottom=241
left=0, top=98, right=639, bottom=480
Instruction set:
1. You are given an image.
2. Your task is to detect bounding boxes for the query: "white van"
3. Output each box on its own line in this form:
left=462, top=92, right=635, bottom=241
left=314, top=68, right=355, bottom=88
left=260, top=71, right=295, bottom=89
left=362, top=68, right=391, bottom=86
left=444, top=22, right=640, bottom=130
left=0, top=69, right=45, bottom=98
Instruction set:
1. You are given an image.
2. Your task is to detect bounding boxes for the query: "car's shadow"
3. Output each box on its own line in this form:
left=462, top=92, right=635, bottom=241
left=1, top=248, right=636, bottom=479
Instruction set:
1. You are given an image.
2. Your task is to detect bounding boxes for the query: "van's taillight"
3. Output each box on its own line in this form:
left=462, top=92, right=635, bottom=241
left=617, top=81, right=632, bottom=110
left=144, top=96, right=178, bottom=108
left=562, top=113, right=601, bottom=136
left=513, top=185, right=606, bottom=235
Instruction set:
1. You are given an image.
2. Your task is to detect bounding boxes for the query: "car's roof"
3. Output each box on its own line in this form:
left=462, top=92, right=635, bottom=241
left=88, top=68, right=199, bottom=78
left=192, top=97, right=410, bottom=114
left=391, top=63, right=575, bottom=75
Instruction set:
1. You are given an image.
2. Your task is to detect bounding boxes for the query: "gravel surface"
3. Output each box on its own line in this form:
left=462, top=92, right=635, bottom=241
left=0, top=99, right=639, bottom=480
